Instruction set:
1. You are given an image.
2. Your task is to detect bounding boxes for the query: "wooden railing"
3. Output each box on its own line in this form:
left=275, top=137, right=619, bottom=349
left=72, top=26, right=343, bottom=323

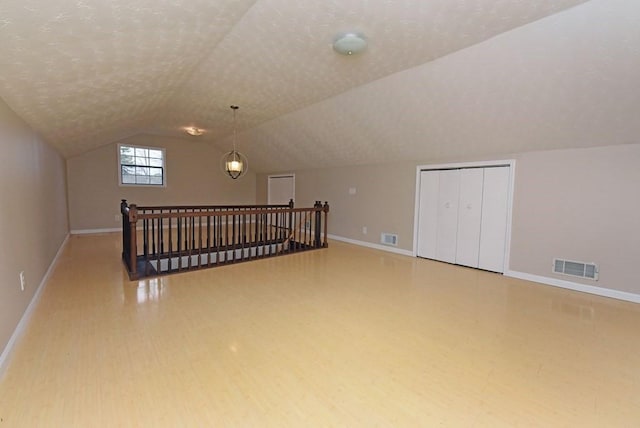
left=120, top=199, right=329, bottom=280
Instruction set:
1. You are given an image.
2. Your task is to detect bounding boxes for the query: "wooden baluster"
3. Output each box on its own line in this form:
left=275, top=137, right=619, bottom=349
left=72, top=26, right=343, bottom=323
left=255, top=212, right=261, bottom=245
left=240, top=213, right=245, bottom=261
left=268, top=210, right=273, bottom=256
left=274, top=208, right=278, bottom=244
left=191, top=213, right=196, bottom=250
left=177, top=216, right=182, bottom=271
left=300, top=211, right=304, bottom=248
left=284, top=210, right=289, bottom=253
left=206, top=215, right=211, bottom=267
left=266, top=211, right=270, bottom=256
left=152, top=214, right=156, bottom=257
left=236, top=211, right=240, bottom=260
left=305, top=211, right=309, bottom=247
left=314, top=201, right=321, bottom=248
left=187, top=213, right=192, bottom=270
left=143, top=218, right=148, bottom=259
left=183, top=211, right=188, bottom=256
left=198, top=215, right=203, bottom=268
left=155, top=217, right=161, bottom=274
left=251, top=213, right=256, bottom=256
left=293, top=211, right=297, bottom=251
left=168, top=215, right=173, bottom=272
left=294, top=211, right=299, bottom=251
left=218, top=212, right=223, bottom=247
left=223, top=213, right=228, bottom=263
left=215, top=213, right=220, bottom=265
left=263, top=211, right=267, bottom=246
left=278, top=209, right=283, bottom=250
left=159, top=209, right=164, bottom=254
left=143, top=218, right=150, bottom=276
left=262, top=212, right=267, bottom=257
left=243, top=213, right=248, bottom=260
left=274, top=209, right=280, bottom=253
left=213, top=208, right=217, bottom=247
left=231, top=212, right=235, bottom=262
left=287, top=212, right=293, bottom=253
left=280, top=209, right=284, bottom=250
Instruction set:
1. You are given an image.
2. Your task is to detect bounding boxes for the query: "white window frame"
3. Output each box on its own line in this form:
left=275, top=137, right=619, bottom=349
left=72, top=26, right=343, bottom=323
left=118, top=144, right=166, bottom=187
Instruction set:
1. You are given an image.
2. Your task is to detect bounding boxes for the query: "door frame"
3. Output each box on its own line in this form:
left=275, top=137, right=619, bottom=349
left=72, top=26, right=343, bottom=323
left=267, top=173, right=295, bottom=205
left=412, top=160, right=516, bottom=271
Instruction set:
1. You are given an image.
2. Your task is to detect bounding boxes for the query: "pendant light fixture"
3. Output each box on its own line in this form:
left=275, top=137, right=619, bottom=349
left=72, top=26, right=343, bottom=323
left=221, top=105, right=248, bottom=179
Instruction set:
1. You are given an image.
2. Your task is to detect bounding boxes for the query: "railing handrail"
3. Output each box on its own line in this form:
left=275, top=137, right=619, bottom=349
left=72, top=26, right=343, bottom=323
left=135, top=203, right=291, bottom=211
left=134, top=205, right=327, bottom=220
left=120, top=199, right=329, bottom=280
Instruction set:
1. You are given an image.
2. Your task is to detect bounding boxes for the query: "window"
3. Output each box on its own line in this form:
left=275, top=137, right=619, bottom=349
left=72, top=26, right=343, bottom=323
left=118, top=144, right=165, bottom=186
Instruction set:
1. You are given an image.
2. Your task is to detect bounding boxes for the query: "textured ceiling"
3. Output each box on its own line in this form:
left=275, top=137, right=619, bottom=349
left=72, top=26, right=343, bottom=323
left=0, top=0, right=593, bottom=167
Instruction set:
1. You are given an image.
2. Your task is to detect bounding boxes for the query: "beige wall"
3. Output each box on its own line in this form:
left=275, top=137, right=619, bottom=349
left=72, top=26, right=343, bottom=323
left=258, top=163, right=416, bottom=251
left=511, top=144, right=640, bottom=294
left=67, top=135, right=256, bottom=231
left=258, top=143, right=640, bottom=295
left=0, top=98, right=68, bottom=358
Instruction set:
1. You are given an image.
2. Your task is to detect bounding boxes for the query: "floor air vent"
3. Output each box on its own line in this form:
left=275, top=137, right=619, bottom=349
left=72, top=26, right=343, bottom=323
left=553, top=258, right=599, bottom=280
left=381, top=233, right=398, bottom=246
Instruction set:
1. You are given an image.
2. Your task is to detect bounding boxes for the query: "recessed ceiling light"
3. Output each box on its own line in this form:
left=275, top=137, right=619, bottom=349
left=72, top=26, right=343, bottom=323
left=333, top=32, right=367, bottom=55
left=185, top=126, right=204, bottom=136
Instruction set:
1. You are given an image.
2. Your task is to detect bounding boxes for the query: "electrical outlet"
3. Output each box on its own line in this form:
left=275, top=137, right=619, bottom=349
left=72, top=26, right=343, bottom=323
left=362, top=226, right=367, bottom=235
left=115, top=214, right=120, bottom=222
left=19, top=271, right=25, bottom=291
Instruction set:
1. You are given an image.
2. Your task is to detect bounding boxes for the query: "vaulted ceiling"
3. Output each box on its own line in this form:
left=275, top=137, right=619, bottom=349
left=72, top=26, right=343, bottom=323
left=0, top=0, right=602, bottom=171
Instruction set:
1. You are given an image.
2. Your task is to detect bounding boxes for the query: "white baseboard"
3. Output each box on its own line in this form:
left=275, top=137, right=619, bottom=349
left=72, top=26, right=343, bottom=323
left=0, top=233, right=70, bottom=379
left=328, top=234, right=413, bottom=257
left=326, top=236, right=639, bottom=304
left=71, top=227, right=120, bottom=235
left=504, top=270, right=640, bottom=304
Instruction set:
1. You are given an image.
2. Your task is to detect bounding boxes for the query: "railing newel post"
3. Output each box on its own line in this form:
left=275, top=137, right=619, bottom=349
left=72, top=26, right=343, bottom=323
left=129, top=204, right=138, bottom=279
left=314, top=201, right=322, bottom=248
left=323, top=202, right=329, bottom=248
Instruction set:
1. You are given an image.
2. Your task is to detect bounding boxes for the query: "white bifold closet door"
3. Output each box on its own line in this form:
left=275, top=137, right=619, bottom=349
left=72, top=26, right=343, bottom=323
left=478, top=166, right=510, bottom=272
left=435, top=170, right=460, bottom=264
left=417, top=171, right=440, bottom=260
left=455, top=168, right=484, bottom=268
left=417, top=165, right=510, bottom=273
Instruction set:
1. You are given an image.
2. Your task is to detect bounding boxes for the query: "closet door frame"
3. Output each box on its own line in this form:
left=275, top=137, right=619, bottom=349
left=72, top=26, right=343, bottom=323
left=413, top=159, right=516, bottom=272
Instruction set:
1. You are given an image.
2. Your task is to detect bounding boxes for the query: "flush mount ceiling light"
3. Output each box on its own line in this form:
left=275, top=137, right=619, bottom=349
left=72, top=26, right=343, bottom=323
left=185, top=126, right=204, bottom=136
left=333, top=32, right=367, bottom=55
left=220, top=105, right=248, bottom=180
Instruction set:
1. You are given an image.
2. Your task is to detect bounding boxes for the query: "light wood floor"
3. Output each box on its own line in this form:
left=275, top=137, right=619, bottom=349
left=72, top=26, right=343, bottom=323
left=1, top=233, right=639, bottom=427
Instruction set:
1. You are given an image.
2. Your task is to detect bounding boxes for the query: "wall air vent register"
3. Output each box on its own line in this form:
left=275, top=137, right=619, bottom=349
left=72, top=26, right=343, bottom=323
left=553, top=258, right=599, bottom=280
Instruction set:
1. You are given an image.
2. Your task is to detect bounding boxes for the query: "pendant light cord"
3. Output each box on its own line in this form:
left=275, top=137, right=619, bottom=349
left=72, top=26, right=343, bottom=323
left=231, top=105, right=239, bottom=154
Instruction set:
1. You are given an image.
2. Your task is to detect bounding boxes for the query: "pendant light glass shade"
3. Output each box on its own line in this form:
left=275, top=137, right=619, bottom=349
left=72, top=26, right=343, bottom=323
left=221, top=105, right=248, bottom=179
left=221, top=149, right=248, bottom=179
